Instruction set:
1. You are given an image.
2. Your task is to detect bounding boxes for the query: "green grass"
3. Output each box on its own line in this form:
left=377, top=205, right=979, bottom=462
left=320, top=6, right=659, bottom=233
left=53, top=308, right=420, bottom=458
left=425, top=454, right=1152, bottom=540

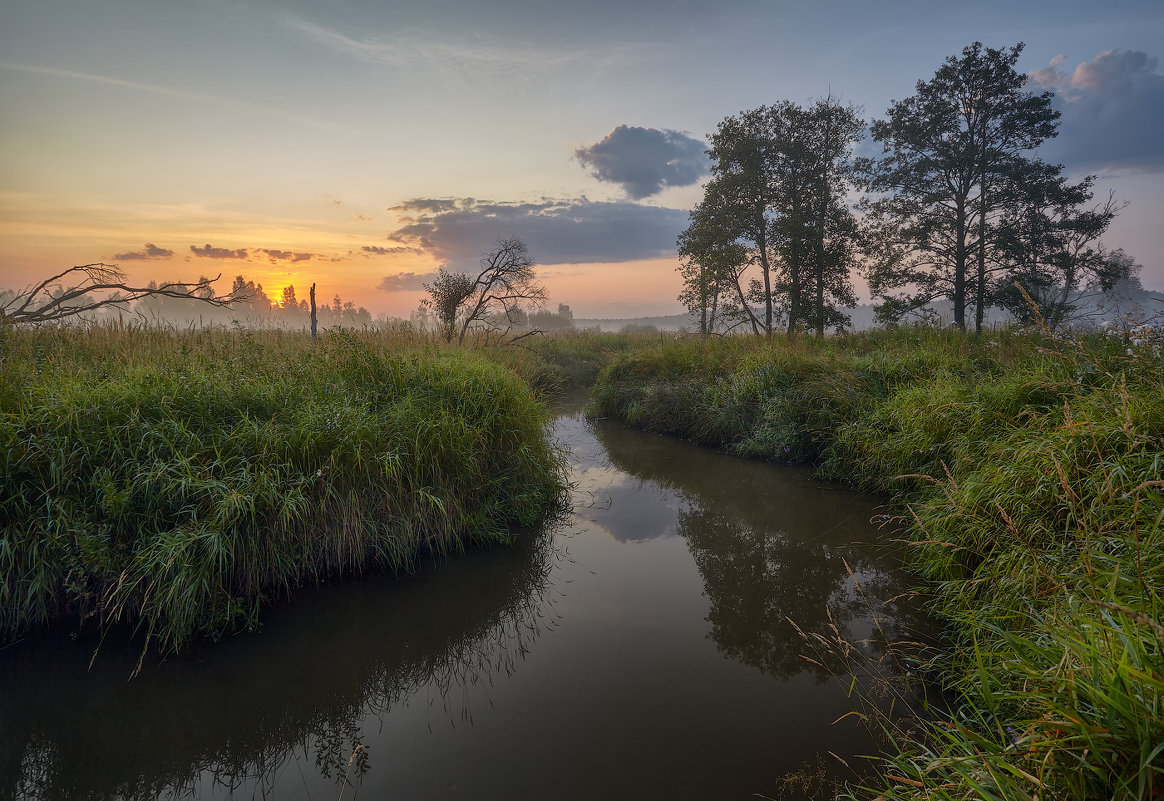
left=0, top=323, right=567, bottom=658
left=589, top=325, right=1164, bottom=800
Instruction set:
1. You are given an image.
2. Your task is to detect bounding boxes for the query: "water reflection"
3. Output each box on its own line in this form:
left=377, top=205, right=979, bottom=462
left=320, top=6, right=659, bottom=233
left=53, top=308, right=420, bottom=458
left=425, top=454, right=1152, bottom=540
left=592, top=418, right=923, bottom=681
left=0, top=529, right=559, bottom=800
left=0, top=399, right=930, bottom=801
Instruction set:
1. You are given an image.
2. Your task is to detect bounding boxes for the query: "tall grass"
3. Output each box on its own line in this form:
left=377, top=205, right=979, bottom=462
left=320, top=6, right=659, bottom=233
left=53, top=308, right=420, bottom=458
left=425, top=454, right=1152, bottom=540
left=590, top=324, right=1164, bottom=799
left=0, top=323, right=566, bottom=658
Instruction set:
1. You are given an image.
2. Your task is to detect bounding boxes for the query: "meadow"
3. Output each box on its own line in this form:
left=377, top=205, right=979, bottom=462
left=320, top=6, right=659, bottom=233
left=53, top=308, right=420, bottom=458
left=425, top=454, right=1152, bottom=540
left=586, top=323, right=1163, bottom=800
left=0, top=324, right=566, bottom=663
left=3, top=317, right=1160, bottom=798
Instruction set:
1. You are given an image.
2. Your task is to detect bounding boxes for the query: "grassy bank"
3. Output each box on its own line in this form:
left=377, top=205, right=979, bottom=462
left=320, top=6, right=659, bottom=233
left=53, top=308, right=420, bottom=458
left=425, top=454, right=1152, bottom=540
left=590, top=326, right=1163, bottom=800
left=0, top=324, right=566, bottom=658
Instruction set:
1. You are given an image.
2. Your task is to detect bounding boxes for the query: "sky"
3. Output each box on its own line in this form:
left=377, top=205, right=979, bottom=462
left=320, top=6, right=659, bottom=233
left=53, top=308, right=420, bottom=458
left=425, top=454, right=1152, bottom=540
left=2, top=0, right=1162, bottom=319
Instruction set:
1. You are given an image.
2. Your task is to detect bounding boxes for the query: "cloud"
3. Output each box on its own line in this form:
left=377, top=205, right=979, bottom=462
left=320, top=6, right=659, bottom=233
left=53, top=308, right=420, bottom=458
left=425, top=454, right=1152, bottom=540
left=190, top=244, right=249, bottom=259
left=257, top=249, right=314, bottom=262
left=114, top=242, right=173, bottom=260
left=186, top=244, right=341, bottom=263
left=378, top=271, right=439, bottom=291
left=574, top=125, right=708, bottom=199
left=284, top=16, right=649, bottom=76
left=389, top=197, right=689, bottom=268
left=0, top=62, right=348, bottom=134
left=1031, top=49, right=1164, bottom=174
left=362, top=245, right=415, bottom=255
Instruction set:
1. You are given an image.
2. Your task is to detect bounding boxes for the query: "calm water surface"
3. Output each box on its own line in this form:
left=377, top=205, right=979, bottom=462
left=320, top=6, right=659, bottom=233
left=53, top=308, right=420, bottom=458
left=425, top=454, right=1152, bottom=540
left=1, top=395, right=928, bottom=800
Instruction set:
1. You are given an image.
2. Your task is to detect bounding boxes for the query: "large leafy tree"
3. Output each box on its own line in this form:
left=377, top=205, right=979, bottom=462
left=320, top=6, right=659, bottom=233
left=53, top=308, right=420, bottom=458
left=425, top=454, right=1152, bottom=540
left=993, top=163, right=1133, bottom=330
left=703, top=106, right=781, bottom=335
left=862, top=42, right=1060, bottom=332
left=678, top=98, right=862, bottom=337
left=797, top=96, right=863, bottom=337
left=677, top=198, right=756, bottom=335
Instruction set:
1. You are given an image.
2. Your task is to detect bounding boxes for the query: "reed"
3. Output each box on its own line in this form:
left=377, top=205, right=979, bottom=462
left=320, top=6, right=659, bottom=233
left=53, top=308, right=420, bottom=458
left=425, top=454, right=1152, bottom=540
left=0, top=322, right=567, bottom=658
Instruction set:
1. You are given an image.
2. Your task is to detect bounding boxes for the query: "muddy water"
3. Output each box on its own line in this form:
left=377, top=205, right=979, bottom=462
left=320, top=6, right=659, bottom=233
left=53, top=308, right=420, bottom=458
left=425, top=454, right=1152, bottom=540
left=0, top=396, right=928, bottom=800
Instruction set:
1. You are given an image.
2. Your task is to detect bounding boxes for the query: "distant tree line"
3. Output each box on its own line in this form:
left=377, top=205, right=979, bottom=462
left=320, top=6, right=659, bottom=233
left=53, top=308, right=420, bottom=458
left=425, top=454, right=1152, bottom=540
left=679, top=42, right=1142, bottom=336
left=135, top=275, right=374, bottom=328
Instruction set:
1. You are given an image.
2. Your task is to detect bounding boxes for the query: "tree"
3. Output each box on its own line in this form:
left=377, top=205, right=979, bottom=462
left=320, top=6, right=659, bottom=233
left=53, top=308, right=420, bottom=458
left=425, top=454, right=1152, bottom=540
left=705, top=106, right=781, bottom=335
left=280, top=284, right=299, bottom=311
left=0, top=263, right=233, bottom=325
left=862, top=42, right=1060, bottom=332
left=795, top=96, right=863, bottom=337
left=677, top=198, right=754, bottom=335
left=993, top=168, right=1133, bottom=330
left=422, top=237, right=547, bottom=345
left=422, top=270, right=475, bottom=342
left=679, top=99, right=862, bottom=338
left=528, top=303, right=574, bottom=332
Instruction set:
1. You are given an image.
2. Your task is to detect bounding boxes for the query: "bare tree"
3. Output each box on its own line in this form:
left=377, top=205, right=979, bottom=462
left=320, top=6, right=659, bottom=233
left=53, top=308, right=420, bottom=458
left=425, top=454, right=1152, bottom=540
left=423, top=238, right=547, bottom=345
left=1, top=263, right=235, bottom=325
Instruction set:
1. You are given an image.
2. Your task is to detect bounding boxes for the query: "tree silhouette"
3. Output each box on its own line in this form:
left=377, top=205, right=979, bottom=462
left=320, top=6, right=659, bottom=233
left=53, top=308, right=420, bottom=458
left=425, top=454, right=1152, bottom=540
left=423, top=237, right=547, bottom=345
left=862, top=42, right=1061, bottom=332
left=1, top=264, right=233, bottom=325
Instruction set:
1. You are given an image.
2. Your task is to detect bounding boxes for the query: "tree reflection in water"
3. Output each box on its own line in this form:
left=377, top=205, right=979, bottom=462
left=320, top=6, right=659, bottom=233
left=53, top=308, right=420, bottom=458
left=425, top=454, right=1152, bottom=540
left=0, top=527, right=561, bottom=801
left=591, top=417, right=929, bottom=682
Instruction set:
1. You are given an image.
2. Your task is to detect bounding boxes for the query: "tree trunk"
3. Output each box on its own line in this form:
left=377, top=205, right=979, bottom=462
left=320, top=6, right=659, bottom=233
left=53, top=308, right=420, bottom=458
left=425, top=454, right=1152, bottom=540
left=757, top=223, right=773, bottom=336
left=975, top=175, right=988, bottom=334
left=815, top=111, right=833, bottom=339
left=309, top=283, right=317, bottom=344
left=953, top=197, right=967, bottom=331
left=699, top=262, right=709, bottom=336
left=709, top=283, right=719, bottom=334
left=731, top=268, right=762, bottom=336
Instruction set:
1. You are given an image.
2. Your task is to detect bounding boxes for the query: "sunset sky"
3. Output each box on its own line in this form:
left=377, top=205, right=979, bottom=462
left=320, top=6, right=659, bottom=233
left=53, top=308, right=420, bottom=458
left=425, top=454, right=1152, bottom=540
left=2, top=0, right=1162, bottom=318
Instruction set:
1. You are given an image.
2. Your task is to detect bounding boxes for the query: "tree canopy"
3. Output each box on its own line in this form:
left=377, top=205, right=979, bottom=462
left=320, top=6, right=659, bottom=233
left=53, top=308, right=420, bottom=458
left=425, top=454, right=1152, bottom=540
left=861, top=42, right=1066, bottom=332
left=679, top=97, right=863, bottom=337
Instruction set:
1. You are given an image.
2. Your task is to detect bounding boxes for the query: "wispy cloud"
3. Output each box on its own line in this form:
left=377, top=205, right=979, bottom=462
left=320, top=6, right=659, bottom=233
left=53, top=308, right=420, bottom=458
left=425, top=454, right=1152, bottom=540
left=283, top=16, right=653, bottom=76
left=362, top=245, right=416, bottom=255
left=0, top=62, right=350, bottom=134
left=187, top=244, right=333, bottom=262
left=379, top=271, right=439, bottom=291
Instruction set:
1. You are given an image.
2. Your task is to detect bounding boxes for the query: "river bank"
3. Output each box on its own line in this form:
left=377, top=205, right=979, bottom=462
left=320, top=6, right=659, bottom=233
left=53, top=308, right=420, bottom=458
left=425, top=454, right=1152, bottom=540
left=2, top=382, right=921, bottom=800
left=584, top=325, right=1163, bottom=800
left=0, top=324, right=566, bottom=658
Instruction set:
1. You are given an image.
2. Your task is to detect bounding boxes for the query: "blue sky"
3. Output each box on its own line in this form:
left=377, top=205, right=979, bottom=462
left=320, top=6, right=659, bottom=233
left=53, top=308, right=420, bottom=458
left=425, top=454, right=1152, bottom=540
left=2, top=0, right=1162, bottom=317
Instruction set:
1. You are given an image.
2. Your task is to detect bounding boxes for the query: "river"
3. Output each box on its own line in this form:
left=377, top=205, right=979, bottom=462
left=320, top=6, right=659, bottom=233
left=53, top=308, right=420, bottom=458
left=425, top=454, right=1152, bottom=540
left=0, top=394, right=928, bottom=800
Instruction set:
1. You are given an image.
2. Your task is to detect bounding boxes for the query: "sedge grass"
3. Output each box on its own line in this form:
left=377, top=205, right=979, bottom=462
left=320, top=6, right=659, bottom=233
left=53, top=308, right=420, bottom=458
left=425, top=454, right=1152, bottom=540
left=589, top=324, right=1164, bottom=800
left=0, top=323, right=567, bottom=659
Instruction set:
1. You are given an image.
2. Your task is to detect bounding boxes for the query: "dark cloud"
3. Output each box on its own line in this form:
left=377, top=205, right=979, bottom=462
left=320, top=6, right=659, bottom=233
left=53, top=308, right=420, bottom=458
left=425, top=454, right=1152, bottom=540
left=389, top=197, right=689, bottom=268
left=378, top=271, right=439, bottom=291
left=114, top=242, right=173, bottom=260
left=190, top=243, right=249, bottom=259
left=574, top=125, right=707, bottom=199
left=1031, top=49, right=1164, bottom=174
left=257, top=249, right=314, bottom=262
